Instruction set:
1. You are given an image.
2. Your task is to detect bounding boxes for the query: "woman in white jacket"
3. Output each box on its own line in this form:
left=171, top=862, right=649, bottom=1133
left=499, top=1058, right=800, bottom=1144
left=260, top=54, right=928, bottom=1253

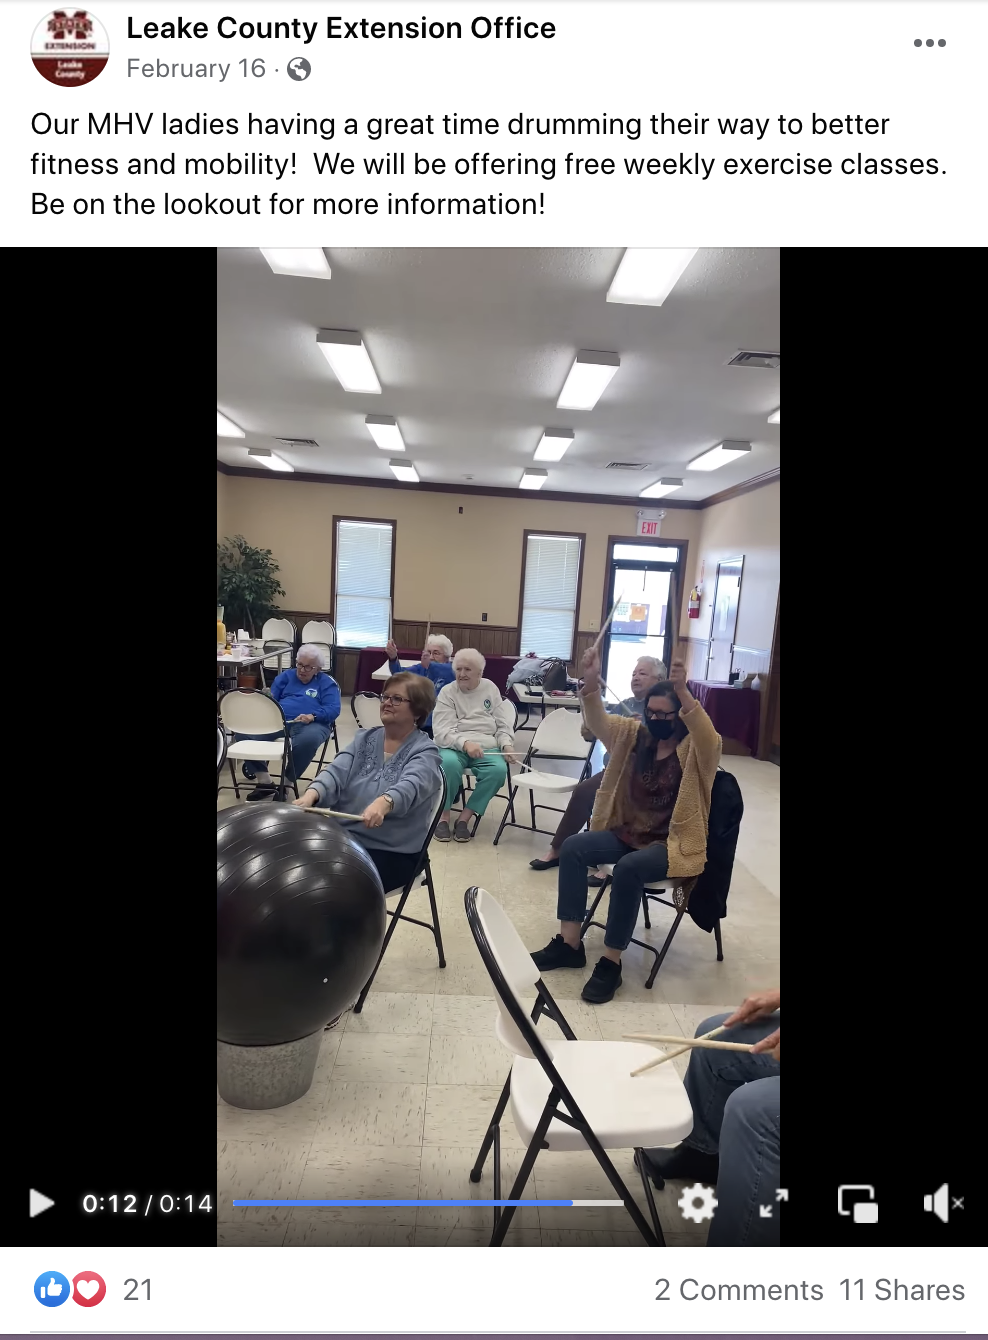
left=432, top=648, right=520, bottom=842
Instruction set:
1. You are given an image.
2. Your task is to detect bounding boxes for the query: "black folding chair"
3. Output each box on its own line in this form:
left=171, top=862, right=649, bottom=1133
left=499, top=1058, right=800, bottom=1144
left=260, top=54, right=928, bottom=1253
left=580, top=768, right=740, bottom=987
left=352, top=774, right=448, bottom=1014
left=216, top=723, right=228, bottom=794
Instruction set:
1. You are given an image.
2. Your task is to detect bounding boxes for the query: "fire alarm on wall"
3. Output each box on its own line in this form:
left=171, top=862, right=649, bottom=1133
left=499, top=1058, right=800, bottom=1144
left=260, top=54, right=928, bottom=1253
left=482, top=613, right=488, bottom=622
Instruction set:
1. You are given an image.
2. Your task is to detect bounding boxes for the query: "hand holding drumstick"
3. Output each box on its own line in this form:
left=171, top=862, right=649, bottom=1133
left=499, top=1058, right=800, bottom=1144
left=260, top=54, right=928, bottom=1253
left=580, top=644, right=602, bottom=695
left=631, top=989, right=780, bottom=1075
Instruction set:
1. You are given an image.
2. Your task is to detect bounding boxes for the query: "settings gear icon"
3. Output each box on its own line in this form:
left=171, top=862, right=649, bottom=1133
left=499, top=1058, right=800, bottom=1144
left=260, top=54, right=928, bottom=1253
left=678, top=1182, right=718, bottom=1223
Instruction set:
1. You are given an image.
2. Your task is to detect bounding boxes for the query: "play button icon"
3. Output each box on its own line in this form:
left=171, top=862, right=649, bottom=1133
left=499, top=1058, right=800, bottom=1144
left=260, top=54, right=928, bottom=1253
left=30, top=1189, right=55, bottom=1218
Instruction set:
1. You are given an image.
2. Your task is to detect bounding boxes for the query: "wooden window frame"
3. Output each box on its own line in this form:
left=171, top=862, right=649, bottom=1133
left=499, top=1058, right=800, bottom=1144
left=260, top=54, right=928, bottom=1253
left=330, top=514, right=398, bottom=648
left=516, top=528, right=587, bottom=659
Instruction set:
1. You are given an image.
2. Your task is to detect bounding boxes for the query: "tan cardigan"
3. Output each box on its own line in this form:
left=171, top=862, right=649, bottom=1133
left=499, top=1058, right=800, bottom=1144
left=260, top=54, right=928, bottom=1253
left=582, top=688, right=722, bottom=880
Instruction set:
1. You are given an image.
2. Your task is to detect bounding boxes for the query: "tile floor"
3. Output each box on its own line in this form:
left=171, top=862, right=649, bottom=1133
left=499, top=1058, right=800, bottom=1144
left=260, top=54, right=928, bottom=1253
left=217, top=705, right=780, bottom=1247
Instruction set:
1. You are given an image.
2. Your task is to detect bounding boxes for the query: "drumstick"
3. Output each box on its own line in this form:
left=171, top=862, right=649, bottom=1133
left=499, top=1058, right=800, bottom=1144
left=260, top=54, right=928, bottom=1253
left=301, top=807, right=367, bottom=821
left=597, top=674, right=635, bottom=714
left=623, top=1033, right=754, bottom=1053
left=591, top=592, right=625, bottom=652
left=426, top=614, right=431, bottom=643
left=668, top=569, right=681, bottom=662
left=482, top=752, right=535, bottom=770
left=630, top=1024, right=728, bottom=1077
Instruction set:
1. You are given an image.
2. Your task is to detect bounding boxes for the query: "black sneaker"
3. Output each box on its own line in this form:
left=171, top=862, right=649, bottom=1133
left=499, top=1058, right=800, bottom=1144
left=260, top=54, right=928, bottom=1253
left=245, top=784, right=277, bottom=802
left=241, top=762, right=257, bottom=781
left=635, top=1144, right=720, bottom=1191
left=581, top=956, right=622, bottom=1003
left=587, top=873, right=607, bottom=888
left=531, top=935, right=587, bottom=971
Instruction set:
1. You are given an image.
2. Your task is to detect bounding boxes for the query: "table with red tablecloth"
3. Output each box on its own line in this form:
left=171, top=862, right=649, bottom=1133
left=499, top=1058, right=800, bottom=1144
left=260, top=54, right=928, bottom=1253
left=687, top=679, right=761, bottom=756
left=354, top=648, right=519, bottom=696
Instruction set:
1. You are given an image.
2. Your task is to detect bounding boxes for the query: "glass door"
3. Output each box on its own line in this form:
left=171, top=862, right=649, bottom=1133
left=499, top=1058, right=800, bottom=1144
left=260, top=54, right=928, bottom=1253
left=601, top=544, right=680, bottom=698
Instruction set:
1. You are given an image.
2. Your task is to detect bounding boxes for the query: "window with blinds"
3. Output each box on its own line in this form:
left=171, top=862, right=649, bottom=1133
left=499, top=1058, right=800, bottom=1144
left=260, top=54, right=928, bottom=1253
left=334, top=520, right=394, bottom=648
left=519, top=533, right=582, bottom=660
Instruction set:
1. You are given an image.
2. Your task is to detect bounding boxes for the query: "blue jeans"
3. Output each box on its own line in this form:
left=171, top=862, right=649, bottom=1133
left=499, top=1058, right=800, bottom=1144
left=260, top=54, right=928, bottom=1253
left=235, top=721, right=331, bottom=783
left=684, top=1011, right=781, bottom=1248
left=557, top=829, right=669, bottom=951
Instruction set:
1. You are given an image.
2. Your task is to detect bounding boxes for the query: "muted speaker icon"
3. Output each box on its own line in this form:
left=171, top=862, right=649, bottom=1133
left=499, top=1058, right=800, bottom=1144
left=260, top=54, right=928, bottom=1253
left=923, top=1183, right=950, bottom=1223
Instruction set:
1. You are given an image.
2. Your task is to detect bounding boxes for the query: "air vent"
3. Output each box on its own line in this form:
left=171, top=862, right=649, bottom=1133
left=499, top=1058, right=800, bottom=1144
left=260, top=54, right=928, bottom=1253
left=275, top=437, right=319, bottom=448
left=605, top=461, right=648, bottom=470
left=726, top=350, right=780, bottom=369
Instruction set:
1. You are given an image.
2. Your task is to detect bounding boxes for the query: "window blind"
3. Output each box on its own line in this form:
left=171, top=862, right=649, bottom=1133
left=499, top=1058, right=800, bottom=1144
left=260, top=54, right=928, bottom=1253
left=335, top=520, right=394, bottom=648
left=519, top=534, right=581, bottom=660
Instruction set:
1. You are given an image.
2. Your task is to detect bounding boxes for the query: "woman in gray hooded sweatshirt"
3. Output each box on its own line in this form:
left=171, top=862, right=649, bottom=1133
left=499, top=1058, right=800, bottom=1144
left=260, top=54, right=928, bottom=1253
left=294, top=671, right=443, bottom=893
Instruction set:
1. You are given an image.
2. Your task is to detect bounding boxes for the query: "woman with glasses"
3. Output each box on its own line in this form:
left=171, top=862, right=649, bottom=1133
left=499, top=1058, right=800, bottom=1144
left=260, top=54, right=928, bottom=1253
left=385, top=633, right=455, bottom=737
left=293, top=672, right=443, bottom=895
left=529, top=647, right=722, bottom=1003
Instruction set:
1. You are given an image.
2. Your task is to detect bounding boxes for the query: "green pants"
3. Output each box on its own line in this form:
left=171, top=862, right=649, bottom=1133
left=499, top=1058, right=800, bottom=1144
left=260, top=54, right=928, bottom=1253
left=439, top=749, right=507, bottom=817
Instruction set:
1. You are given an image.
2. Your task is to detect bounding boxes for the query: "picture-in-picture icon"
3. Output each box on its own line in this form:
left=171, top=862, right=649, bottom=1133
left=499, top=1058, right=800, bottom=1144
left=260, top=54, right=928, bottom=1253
left=837, top=1184, right=878, bottom=1222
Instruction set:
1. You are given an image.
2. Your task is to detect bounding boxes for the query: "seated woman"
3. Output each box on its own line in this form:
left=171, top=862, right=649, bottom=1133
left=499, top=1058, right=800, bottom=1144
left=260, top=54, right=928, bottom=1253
left=530, top=646, right=721, bottom=1003
left=293, top=672, right=442, bottom=894
left=386, top=633, right=455, bottom=736
left=432, top=648, right=520, bottom=843
left=529, top=655, right=665, bottom=873
left=237, top=644, right=341, bottom=800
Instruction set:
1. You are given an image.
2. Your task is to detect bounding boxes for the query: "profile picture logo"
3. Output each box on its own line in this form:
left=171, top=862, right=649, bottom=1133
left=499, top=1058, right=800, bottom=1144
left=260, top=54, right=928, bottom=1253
left=32, top=8, right=109, bottom=85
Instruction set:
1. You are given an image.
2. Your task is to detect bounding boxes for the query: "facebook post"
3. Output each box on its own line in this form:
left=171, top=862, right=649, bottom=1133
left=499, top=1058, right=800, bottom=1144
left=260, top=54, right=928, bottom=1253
left=4, top=0, right=985, bottom=1334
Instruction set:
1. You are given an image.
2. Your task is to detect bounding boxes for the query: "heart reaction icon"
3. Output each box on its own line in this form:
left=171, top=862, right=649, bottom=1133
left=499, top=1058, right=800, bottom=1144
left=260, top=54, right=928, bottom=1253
left=72, top=1272, right=106, bottom=1306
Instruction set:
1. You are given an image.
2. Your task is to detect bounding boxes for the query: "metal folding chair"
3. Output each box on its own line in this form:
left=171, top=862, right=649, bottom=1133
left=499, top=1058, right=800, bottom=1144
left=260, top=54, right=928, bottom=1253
left=492, top=706, right=594, bottom=846
left=465, top=886, right=693, bottom=1246
left=218, top=690, right=296, bottom=801
left=353, top=774, right=448, bottom=1013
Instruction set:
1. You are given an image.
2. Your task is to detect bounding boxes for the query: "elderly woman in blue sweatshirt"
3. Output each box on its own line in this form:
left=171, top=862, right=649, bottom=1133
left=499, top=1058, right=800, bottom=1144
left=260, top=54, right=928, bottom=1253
left=239, top=644, right=341, bottom=800
left=386, top=634, right=455, bottom=736
left=294, top=672, right=443, bottom=894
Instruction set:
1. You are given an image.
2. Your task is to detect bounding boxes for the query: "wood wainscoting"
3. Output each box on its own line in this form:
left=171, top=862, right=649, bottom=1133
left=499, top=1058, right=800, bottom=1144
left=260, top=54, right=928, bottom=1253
left=277, top=611, right=597, bottom=695
left=392, top=620, right=519, bottom=658
left=275, top=611, right=608, bottom=694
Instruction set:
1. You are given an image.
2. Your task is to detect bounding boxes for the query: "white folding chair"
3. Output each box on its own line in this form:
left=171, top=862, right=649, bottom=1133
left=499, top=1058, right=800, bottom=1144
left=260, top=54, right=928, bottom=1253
left=465, top=887, right=692, bottom=1246
left=353, top=774, right=448, bottom=1013
left=260, top=616, right=297, bottom=685
left=351, top=692, right=383, bottom=730
left=491, top=706, right=594, bottom=846
left=302, top=619, right=337, bottom=676
left=218, top=690, right=296, bottom=801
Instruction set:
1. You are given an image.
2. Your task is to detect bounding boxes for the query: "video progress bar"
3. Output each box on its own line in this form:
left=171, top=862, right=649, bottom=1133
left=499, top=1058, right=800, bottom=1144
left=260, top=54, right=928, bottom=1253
left=229, top=1206, right=624, bottom=1216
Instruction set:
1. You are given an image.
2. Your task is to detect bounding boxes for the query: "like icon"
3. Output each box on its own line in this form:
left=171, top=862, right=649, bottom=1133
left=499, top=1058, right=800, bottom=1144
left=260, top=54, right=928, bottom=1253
left=34, top=1272, right=70, bottom=1306
left=72, top=1271, right=107, bottom=1306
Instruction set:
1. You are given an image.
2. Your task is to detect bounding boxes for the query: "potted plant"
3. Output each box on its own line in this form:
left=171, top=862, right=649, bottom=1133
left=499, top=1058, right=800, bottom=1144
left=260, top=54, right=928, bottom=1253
left=217, top=536, right=286, bottom=688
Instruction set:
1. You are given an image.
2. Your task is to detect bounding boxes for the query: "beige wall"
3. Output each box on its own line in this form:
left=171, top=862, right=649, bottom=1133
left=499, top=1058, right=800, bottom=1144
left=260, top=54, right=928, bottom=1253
left=221, top=474, right=703, bottom=632
left=688, top=481, right=780, bottom=651
left=216, top=469, right=228, bottom=542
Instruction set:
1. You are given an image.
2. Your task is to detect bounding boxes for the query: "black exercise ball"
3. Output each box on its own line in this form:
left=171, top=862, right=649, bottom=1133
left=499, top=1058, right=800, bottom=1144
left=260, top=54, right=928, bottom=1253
left=217, top=804, right=386, bottom=1045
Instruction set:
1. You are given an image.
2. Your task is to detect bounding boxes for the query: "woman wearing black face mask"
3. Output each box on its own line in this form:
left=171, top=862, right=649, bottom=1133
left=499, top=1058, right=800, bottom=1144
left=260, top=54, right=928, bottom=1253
left=530, top=646, right=722, bottom=1003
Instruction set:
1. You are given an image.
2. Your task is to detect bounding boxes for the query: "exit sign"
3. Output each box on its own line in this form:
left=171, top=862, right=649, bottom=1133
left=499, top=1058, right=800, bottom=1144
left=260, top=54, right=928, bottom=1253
left=636, top=510, right=664, bottom=537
